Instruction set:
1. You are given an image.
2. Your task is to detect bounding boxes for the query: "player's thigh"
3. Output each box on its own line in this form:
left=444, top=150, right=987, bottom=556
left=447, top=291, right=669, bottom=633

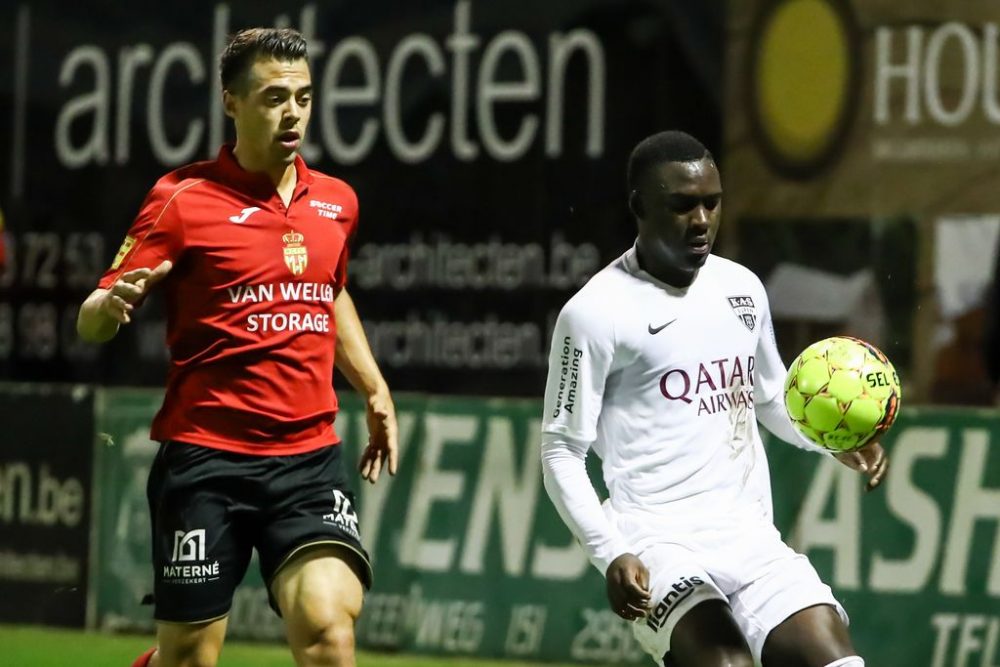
left=761, top=603, right=856, bottom=667
left=728, top=533, right=850, bottom=664
left=148, top=442, right=254, bottom=624
left=155, top=617, right=228, bottom=667
left=256, top=444, right=373, bottom=605
left=665, top=600, right=753, bottom=667
left=631, top=543, right=745, bottom=665
left=271, top=545, right=365, bottom=644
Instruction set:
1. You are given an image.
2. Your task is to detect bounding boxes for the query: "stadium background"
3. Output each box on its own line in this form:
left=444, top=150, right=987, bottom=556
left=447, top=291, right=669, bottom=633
left=0, top=1, right=997, bottom=665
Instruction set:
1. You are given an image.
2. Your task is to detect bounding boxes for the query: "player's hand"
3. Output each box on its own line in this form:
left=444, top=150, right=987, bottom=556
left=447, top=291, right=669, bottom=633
left=835, top=439, right=888, bottom=492
left=100, top=260, right=173, bottom=324
left=358, top=390, right=398, bottom=484
left=606, top=553, right=651, bottom=622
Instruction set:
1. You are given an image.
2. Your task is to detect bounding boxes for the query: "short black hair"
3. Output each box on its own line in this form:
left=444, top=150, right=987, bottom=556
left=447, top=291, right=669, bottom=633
left=220, top=28, right=309, bottom=94
left=627, top=131, right=714, bottom=194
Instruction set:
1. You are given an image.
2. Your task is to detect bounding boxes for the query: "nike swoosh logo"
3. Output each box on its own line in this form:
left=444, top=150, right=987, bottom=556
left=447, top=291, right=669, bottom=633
left=229, top=206, right=261, bottom=224
left=648, top=319, right=677, bottom=334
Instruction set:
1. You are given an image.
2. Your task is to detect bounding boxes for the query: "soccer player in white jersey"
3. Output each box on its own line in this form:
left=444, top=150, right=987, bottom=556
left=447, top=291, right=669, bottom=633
left=540, top=131, right=887, bottom=667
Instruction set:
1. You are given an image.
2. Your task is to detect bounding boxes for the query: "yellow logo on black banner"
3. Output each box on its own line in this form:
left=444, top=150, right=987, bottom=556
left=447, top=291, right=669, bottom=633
left=748, top=0, right=860, bottom=177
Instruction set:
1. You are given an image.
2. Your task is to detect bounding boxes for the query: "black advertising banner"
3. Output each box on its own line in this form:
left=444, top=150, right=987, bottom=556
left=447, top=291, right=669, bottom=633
left=0, top=383, right=94, bottom=627
left=0, top=1, right=721, bottom=395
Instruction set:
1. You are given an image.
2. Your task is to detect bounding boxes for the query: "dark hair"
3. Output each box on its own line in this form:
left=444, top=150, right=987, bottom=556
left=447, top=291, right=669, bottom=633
left=627, top=131, right=714, bottom=194
left=220, top=28, right=309, bottom=94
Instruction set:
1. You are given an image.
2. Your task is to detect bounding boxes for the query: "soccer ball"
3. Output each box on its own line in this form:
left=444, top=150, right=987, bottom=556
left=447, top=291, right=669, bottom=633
left=784, top=336, right=901, bottom=452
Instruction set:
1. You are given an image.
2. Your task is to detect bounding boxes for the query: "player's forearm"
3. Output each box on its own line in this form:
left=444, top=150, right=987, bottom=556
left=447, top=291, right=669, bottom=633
left=541, top=436, right=633, bottom=575
left=333, top=288, right=389, bottom=399
left=77, top=289, right=120, bottom=343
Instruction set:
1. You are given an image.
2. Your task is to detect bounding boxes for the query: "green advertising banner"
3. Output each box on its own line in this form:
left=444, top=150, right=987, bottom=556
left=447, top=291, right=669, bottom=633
left=92, top=389, right=999, bottom=666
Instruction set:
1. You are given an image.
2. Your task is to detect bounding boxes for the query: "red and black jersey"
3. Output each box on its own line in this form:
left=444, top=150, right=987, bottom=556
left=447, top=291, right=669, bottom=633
left=99, top=146, right=358, bottom=455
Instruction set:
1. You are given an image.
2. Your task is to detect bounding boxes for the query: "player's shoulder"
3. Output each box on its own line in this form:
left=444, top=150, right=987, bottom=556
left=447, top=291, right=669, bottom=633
left=557, top=253, right=634, bottom=328
left=307, top=170, right=359, bottom=208
left=705, top=254, right=765, bottom=290
left=146, top=160, right=214, bottom=203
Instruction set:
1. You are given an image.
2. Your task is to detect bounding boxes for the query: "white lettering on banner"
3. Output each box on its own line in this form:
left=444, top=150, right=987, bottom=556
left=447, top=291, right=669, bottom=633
left=460, top=417, right=541, bottom=576
left=874, top=22, right=1000, bottom=127
left=505, top=604, right=546, bottom=656
left=869, top=428, right=947, bottom=592
left=929, top=613, right=1000, bottom=667
left=356, top=584, right=486, bottom=654
left=0, top=462, right=84, bottom=527
left=414, top=599, right=485, bottom=653
left=54, top=1, right=607, bottom=169
left=790, top=461, right=861, bottom=589
left=398, top=414, right=476, bottom=571
left=570, top=608, right=646, bottom=663
left=941, top=429, right=1000, bottom=596
left=788, top=425, right=1000, bottom=598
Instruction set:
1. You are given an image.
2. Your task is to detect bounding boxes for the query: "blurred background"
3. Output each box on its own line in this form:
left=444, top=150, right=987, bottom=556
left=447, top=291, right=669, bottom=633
left=0, top=1, right=997, bottom=665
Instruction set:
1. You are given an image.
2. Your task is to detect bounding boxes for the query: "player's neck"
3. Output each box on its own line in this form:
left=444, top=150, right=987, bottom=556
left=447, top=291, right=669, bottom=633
left=232, top=143, right=297, bottom=201
left=635, top=243, right=696, bottom=288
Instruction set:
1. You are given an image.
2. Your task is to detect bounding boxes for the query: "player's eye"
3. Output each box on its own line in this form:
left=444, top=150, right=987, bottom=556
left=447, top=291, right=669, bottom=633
left=667, top=194, right=721, bottom=214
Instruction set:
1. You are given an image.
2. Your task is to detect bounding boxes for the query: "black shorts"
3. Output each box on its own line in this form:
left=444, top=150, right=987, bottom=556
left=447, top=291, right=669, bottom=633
left=147, top=441, right=372, bottom=623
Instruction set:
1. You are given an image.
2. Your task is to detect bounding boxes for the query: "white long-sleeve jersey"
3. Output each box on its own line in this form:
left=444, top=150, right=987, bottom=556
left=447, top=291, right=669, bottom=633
left=540, top=246, right=826, bottom=575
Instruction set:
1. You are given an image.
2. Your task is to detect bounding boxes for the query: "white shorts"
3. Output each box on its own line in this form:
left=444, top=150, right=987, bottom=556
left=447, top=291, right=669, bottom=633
left=627, top=520, right=847, bottom=663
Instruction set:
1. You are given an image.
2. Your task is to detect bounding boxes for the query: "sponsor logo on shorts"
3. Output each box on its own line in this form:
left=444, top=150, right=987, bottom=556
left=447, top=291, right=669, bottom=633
left=646, top=575, right=706, bottom=632
left=162, top=528, right=221, bottom=585
left=323, top=490, right=360, bottom=539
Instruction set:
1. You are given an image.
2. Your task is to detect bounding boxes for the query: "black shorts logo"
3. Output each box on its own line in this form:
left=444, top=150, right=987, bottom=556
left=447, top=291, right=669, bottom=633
left=163, top=528, right=221, bottom=585
left=171, top=529, right=206, bottom=562
left=323, top=490, right=360, bottom=539
left=646, top=575, right=706, bottom=632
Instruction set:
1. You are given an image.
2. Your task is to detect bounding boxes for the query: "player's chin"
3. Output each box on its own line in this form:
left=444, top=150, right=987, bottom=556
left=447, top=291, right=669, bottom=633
left=684, top=249, right=711, bottom=269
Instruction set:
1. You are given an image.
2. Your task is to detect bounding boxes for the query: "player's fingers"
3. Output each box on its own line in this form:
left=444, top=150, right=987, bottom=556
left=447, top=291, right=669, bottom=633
left=846, top=450, right=867, bottom=472
left=112, top=281, right=144, bottom=302
left=635, top=562, right=650, bottom=592
left=867, top=456, right=889, bottom=492
left=146, top=260, right=174, bottom=286
left=625, top=580, right=651, bottom=606
left=358, top=448, right=373, bottom=479
left=105, top=295, right=133, bottom=323
left=388, top=439, right=399, bottom=475
left=367, top=451, right=383, bottom=484
left=869, top=445, right=885, bottom=469
left=622, top=601, right=647, bottom=618
left=120, top=267, right=153, bottom=283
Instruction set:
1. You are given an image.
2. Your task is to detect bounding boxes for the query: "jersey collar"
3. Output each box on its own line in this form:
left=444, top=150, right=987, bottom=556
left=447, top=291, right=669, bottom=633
left=215, top=144, right=314, bottom=202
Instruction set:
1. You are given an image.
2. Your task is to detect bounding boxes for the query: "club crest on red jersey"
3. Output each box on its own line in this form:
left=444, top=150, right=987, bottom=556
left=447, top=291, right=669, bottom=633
left=282, top=230, right=308, bottom=276
left=727, top=295, right=756, bottom=331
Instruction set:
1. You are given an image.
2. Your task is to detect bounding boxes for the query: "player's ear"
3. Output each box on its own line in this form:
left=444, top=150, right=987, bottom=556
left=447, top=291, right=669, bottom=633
left=628, top=189, right=644, bottom=220
left=222, top=90, right=237, bottom=119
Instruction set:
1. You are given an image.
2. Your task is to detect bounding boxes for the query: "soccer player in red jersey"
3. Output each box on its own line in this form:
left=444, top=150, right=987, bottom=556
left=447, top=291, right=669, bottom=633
left=78, top=28, right=396, bottom=667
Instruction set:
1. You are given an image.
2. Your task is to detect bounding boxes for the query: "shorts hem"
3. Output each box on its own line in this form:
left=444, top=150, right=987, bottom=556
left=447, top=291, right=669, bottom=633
left=153, top=609, right=230, bottom=625
left=272, top=539, right=373, bottom=590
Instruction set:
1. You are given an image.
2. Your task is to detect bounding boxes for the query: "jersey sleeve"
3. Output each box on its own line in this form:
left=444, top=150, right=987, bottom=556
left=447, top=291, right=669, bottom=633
left=98, top=181, right=186, bottom=289
left=754, top=289, right=831, bottom=454
left=333, top=186, right=359, bottom=291
left=541, top=295, right=615, bottom=443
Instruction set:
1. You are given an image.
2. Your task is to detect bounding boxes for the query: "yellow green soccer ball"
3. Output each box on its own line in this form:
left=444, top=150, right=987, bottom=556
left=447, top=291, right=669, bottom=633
left=784, top=336, right=901, bottom=452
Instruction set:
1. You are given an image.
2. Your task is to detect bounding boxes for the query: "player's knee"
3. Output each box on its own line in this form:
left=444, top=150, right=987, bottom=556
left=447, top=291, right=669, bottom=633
left=301, top=613, right=356, bottom=664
